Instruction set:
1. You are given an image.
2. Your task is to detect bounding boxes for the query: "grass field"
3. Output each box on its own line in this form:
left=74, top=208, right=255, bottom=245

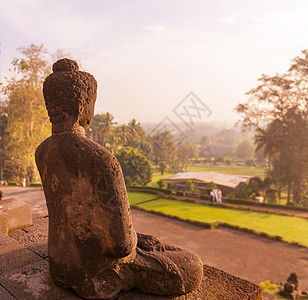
left=186, top=165, right=265, bottom=178
left=127, top=192, right=158, bottom=205
left=149, top=172, right=174, bottom=187
left=134, top=198, right=308, bottom=247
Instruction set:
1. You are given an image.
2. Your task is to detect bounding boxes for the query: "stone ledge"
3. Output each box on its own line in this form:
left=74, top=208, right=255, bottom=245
left=0, top=198, right=32, bottom=232
left=0, top=259, right=262, bottom=300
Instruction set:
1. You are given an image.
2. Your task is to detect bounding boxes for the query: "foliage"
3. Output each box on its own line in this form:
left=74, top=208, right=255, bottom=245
left=235, top=50, right=308, bottom=204
left=200, top=194, right=210, bottom=200
left=259, top=281, right=284, bottom=298
left=2, top=44, right=51, bottom=181
left=158, top=162, right=167, bottom=175
left=265, top=189, right=277, bottom=204
left=236, top=140, right=254, bottom=160
left=206, top=181, right=217, bottom=195
left=150, top=130, right=177, bottom=167
left=157, top=179, right=166, bottom=189
left=132, top=139, right=154, bottom=162
left=116, top=147, right=153, bottom=186
left=184, top=180, right=194, bottom=192
left=230, top=182, right=250, bottom=199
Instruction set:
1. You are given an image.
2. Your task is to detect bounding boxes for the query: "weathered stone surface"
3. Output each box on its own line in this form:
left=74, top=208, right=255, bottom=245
left=0, top=232, right=41, bottom=274
left=118, top=265, right=263, bottom=300
left=0, top=211, right=8, bottom=235
left=9, top=217, right=48, bottom=258
left=35, top=58, right=203, bottom=299
left=0, top=259, right=80, bottom=300
left=0, top=198, right=32, bottom=231
left=0, top=285, right=15, bottom=300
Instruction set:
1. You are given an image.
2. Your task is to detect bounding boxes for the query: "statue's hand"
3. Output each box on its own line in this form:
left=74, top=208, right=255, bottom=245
left=137, top=233, right=165, bottom=252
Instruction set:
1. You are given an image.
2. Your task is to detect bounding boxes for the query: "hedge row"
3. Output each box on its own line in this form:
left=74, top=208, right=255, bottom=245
left=127, top=186, right=172, bottom=194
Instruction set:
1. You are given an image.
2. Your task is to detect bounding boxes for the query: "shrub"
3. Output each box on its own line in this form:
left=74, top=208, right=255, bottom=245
left=30, top=182, right=42, bottom=187
left=176, top=191, right=184, bottom=196
left=185, top=180, right=194, bottom=192
left=286, top=201, right=296, bottom=206
left=157, top=179, right=166, bottom=189
left=265, top=189, right=277, bottom=204
left=200, top=194, right=210, bottom=200
left=8, top=181, right=18, bottom=186
left=163, top=189, right=172, bottom=195
left=206, top=181, right=217, bottom=195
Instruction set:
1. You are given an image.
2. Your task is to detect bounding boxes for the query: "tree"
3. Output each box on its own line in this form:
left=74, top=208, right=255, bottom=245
left=99, top=112, right=117, bottom=147
left=235, top=50, right=308, bottom=203
left=127, top=118, right=144, bottom=144
left=178, top=144, right=190, bottom=168
left=150, top=130, right=177, bottom=168
left=236, top=140, right=254, bottom=160
left=158, top=162, right=167, bottom=175
left=188, top=143, right=199, bottom=159
left=2, top=44, right=51, bottom=182
left=130, top=138, right=154, bottom=162
left=116, top=124, right=130, bottom=146
left=115, top=147, right=153, bottom=186
left=200, top=135, right=210, bottom=147
left=157, top=179, right=166, bottom=189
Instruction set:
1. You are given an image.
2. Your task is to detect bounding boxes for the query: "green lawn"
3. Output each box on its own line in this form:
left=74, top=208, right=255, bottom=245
left=135, top=198, right=308, bottom=247
left=186, top=165, right=265, bottom=178
left=149, top=172, right=174, bottom=187
left=127, top=192, right=158, bottom=205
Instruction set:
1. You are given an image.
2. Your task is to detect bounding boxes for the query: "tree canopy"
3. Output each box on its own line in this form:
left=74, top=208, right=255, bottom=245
left=115, top=147, right=153, bottom=186
left=2, top=44, right=51, bottom=182
left=235, top=50, right=308, bottom=204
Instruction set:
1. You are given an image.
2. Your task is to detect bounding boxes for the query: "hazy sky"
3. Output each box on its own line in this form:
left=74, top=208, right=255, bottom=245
left=1, top=0, right=308, bottom=127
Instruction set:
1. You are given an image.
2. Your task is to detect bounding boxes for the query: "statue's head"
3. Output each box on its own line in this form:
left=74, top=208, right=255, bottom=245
left=43, top=58, right=97, bottom=130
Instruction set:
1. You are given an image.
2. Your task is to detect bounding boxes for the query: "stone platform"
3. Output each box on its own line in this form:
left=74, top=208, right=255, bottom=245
left=0, top=227, right=262, bottom=300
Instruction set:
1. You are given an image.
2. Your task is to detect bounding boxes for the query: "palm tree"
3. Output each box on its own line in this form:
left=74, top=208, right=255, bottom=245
left=117, top=124, right=130, bottom=146
left=127, top=118, right=144, bottom=142
left=99, top=112, right=117, bottom=146
left=254, top=119, right=283, bottom=171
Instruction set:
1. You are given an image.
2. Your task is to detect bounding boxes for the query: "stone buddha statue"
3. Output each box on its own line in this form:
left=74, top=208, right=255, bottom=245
left=35, top=58, right=203, bottom=299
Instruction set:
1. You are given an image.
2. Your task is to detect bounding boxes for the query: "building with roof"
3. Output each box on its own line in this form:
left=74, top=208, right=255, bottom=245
left=163, top=171, right=253, bottom=195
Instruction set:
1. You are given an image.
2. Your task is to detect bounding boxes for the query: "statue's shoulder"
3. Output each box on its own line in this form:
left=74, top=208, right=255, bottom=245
left=81, top=136, right=122, bottom=169
left=35, top=137, right=52, bottom=160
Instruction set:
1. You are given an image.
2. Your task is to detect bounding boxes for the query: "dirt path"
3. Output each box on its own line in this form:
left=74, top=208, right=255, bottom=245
left=131, top=209, right=308, bottom=291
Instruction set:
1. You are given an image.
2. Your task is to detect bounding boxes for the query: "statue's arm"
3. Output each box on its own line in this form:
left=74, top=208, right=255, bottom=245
left=95, top=154, right=137, bottom=258
left=35, top=138, right=50, bottom=182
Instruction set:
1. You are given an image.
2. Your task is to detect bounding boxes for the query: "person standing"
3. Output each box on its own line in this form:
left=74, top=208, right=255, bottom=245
left=22, top=178, right=26, bottom=188
left=217, top=189, right=222, bottom=203
left=210, top=189, right=214, bottom=202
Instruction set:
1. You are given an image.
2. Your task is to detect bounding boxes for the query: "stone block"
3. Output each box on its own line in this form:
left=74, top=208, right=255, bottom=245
left=0, top=211, right=8, bottom=235
left=0, top=198, right=32, bottom=231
